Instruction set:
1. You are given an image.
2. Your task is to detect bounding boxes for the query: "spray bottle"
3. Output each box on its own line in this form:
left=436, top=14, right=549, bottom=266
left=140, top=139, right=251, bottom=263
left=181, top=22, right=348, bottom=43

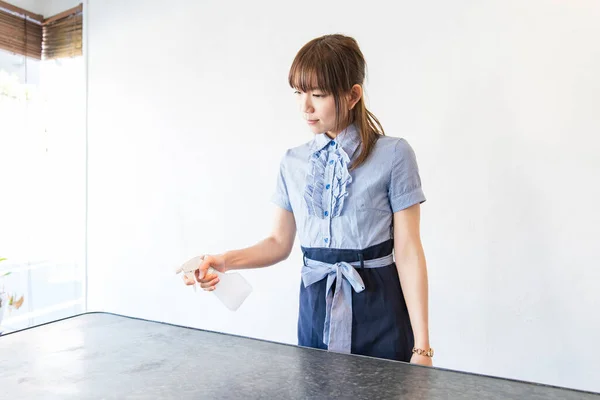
left=174, top=256, right=252, bottom=311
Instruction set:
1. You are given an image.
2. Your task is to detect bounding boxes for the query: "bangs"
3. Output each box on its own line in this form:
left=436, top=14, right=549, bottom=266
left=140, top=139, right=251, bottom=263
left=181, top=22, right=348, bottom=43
left=288, top=65, right=323, bottom=93
left=288, top=45, right=341, bottom=94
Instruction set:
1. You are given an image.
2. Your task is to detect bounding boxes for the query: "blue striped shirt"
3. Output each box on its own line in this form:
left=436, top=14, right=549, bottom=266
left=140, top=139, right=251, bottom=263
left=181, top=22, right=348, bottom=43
left=272, top=123, right=426, bottom=250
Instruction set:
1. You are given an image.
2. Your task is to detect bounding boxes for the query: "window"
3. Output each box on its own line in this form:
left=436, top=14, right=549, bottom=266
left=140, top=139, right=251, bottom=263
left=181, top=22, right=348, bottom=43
left=0, top=2, right=85, bottom=333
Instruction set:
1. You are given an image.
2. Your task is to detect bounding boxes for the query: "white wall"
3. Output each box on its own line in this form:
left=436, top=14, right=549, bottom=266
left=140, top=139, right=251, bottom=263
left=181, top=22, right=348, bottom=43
left=84, top=0, right=600, bottom=393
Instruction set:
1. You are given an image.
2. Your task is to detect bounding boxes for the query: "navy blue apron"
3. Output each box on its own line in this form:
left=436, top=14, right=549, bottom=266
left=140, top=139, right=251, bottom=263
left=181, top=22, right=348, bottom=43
left=297, top=239, right=414, bottom=362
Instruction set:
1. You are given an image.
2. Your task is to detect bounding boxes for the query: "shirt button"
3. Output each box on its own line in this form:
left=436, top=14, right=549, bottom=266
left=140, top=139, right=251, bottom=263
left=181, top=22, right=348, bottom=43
left=325, top=184, right=331, bottom=190
left=330, top=141, right=336, bottom=146
left=329, top=160, right=334, bottom=165
left=324, top=238, right=329, bottom=243
left=324, top=211, right=329, bottom=217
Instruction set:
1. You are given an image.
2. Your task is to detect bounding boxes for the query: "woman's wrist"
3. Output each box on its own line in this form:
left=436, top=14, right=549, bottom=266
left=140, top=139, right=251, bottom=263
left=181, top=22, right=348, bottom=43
left=413, top=331, right=433, bottom=358
left=414, top=336, right=430, bottom=348
left=215, top=253, right=229, bottom=272
left=412, top=347, right=434, bottom=358
left=413, top=336, right=432, bottom=356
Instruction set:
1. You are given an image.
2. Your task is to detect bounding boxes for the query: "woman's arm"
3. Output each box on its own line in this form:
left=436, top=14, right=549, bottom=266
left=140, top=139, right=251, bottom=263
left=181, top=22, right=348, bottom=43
left=393, top=203, right=432, bottom=366
left=185, top=207, right=297, bottom=290
left=221, top=207, right=297, bottom=271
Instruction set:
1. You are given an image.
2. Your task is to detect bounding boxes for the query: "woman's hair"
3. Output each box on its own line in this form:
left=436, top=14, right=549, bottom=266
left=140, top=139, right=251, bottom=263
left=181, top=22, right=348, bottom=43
left=288, top=34, right=385, bottom=170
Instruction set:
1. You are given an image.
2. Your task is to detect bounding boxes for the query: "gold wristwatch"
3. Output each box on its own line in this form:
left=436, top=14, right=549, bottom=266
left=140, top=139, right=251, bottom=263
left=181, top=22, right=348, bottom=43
left=412, top=347, right=434, bottom=357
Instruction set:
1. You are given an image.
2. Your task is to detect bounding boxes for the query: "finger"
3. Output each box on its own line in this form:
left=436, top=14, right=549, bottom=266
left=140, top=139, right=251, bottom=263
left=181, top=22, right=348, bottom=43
left=195, top=261, right=207, bottom=280
left=200, top=276, right=219, bottom=289
left=198, top=273, right=218, bottom=283
left=182, top=275, right=195, bottom=286
left=200, top=276, right=219, bottom=290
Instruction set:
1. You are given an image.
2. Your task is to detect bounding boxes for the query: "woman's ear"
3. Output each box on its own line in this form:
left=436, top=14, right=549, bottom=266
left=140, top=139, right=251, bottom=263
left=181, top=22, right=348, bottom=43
left=348, top=84, right=363, bottom=110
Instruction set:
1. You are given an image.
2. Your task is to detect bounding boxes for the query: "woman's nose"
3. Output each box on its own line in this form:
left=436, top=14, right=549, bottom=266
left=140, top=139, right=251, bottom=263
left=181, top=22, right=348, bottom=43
left=300, top=95, right=314, bottom=114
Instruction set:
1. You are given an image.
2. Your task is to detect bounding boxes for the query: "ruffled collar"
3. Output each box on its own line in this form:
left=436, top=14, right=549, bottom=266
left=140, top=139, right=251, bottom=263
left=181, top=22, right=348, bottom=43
left=303, top=124, right=359, bottom=223
left=310, top=123, right=361, bottom=159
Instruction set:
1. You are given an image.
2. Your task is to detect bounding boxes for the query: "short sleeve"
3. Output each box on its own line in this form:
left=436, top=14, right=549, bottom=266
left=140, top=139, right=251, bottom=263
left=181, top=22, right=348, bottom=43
left=271, top=151, right=293, bottom=212
left=388, top=139, right=426, bottom=213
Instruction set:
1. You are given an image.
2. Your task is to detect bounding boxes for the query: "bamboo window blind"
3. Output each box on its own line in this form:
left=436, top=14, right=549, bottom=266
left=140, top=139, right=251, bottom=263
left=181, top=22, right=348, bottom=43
left=0, top=1, right=82, bottom=60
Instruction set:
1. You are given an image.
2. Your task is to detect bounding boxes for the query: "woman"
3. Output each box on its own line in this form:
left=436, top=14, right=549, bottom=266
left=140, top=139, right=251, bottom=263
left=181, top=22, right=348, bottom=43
left=184, top=34, right=433, bottom=366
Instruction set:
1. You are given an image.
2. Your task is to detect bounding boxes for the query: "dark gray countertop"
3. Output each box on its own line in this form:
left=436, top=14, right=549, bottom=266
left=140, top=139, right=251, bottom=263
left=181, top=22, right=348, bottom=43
left=0, top=312, right=598, bottom=399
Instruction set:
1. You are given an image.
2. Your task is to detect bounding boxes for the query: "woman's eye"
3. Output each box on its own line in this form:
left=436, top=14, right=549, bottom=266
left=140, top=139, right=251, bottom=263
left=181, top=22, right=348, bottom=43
left=312, top=94, right=325, bottom=98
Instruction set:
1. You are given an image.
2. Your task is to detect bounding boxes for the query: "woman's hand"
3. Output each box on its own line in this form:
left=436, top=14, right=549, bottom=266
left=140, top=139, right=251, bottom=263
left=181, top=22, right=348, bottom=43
left=410, top=353, right=433, bottom=367
left=181, top=254, right=226, bottom=291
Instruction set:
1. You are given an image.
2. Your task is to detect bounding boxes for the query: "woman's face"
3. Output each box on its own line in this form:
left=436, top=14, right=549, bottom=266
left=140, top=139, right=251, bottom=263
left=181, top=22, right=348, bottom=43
left=295, top=88, right=344, bottom=138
